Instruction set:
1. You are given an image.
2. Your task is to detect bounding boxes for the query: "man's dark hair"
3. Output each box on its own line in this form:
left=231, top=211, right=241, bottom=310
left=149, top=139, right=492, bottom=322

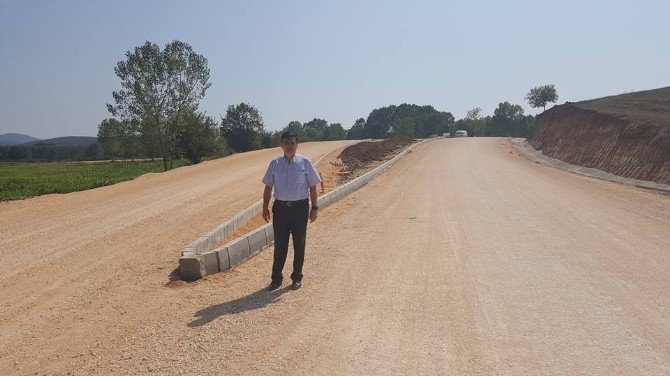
left=281, top=132, right=299, bottom=143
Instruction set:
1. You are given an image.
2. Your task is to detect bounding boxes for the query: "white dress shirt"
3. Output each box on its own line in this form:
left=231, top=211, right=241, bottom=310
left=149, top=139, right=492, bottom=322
left=262, top=154, right=321, bottom=201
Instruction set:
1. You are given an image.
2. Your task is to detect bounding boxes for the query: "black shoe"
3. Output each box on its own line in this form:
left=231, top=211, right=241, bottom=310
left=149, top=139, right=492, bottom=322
left=267, top=280, right=282, bottom=291
left=290, top=281, right=302, bottom=290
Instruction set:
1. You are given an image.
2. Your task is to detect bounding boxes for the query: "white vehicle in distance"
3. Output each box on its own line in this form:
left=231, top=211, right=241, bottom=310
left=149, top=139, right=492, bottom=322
left=454, top=130, right=468, bottom=137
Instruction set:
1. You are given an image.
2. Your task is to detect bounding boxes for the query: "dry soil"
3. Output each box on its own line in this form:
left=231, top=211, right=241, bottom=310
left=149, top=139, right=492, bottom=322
left=1, top=138, right=669, bottom=375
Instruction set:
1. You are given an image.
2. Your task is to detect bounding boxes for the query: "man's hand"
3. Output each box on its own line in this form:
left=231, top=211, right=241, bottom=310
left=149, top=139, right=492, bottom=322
left=309, top=208, right=318, bottom=223
left=262, top=185, right=273, bottom=222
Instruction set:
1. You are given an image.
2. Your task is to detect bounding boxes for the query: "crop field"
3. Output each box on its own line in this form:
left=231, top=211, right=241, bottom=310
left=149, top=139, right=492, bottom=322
left=0, top=159, right=189, bottom=201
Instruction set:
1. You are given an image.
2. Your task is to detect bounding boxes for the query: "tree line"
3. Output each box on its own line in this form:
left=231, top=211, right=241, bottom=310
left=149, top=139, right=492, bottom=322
left=97, top=40, right=354, bottom=170
left=1, top=38, right=558, bottom=164
left=0, top=144, right=101, bottom=162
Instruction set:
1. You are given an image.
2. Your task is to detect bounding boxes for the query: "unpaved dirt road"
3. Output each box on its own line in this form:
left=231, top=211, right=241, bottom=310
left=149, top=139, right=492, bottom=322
left=2, top=138, right=669, bottom=375
left=0, top=140, right=353, bottom=374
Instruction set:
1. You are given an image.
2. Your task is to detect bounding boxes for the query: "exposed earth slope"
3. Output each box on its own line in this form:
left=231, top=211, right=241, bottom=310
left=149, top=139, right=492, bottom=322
left=530, top=87, right=670, bottom=184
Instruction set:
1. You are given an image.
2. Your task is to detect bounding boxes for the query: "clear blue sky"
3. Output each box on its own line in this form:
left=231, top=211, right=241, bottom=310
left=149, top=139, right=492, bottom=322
left=1, top=0, right=668, bottom=139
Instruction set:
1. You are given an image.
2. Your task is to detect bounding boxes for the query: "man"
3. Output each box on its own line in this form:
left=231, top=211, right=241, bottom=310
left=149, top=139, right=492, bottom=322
left=262, top=132, right=321, bottom=291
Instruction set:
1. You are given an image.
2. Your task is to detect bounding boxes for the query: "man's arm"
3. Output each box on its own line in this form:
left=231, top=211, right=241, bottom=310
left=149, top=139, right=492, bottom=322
left=262, top=185, right=273, bottom=222
left=309, top=185, right=318, bottom=223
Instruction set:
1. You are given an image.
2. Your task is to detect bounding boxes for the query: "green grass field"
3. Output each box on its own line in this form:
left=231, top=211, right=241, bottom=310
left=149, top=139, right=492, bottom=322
left=0, top=159, right=190, bottom=201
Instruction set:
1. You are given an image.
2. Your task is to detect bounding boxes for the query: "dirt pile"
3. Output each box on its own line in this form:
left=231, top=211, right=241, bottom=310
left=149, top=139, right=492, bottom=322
left=338, top=136, right=414, bottom=171
left=529, top=88, right=670, bottom=184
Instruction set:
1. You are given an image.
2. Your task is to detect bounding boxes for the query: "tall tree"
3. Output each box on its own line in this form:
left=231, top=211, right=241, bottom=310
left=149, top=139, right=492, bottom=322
left=490, top=102, right=525, bottom=137
left=84, top=143, right=102, bottom=159
left=220, top=102, right=264, bottom=152
left=177, top=109, right=226, bottom=164
left=97, top=118, right=124, bottom=159
left=454, top=107, right=484, bottom=137
left=466, top=107, right=482, bottom=121
left=303, top=118, right=329, bottom=141
left=362, top=104, right=454, bottom=139
left=347, top=118, right=366, bottom=140
left=260, top=131, right=280, bottom=148
left=106, top=40, right=211, bottom=171
left=118, top=120, right=141, bottom=160
left=324, top=123, right=346, bottom=140
left=525, top=84, right=558, bottom=111
left=474, top=116, right=492, bottom=137
left=392, top=117, right=416, bottom=137
left=281, top=121, right=306, bottom=140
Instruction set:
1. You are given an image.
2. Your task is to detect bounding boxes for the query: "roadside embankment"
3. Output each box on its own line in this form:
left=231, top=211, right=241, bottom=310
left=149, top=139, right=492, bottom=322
left=529, top=88, right=670, bottom=185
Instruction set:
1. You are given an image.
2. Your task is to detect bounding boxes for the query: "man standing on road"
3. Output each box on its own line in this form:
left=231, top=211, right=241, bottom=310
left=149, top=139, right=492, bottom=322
left=262, top=132, right=321, bottom=291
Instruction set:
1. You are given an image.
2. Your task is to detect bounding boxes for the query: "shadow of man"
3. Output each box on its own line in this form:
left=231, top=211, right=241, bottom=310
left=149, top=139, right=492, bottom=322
left=188, top=286, right=291, bottom=328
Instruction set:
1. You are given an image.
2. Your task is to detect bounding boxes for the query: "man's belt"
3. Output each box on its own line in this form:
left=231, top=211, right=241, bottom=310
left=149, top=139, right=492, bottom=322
left=274, top=199, right=308, bottom=207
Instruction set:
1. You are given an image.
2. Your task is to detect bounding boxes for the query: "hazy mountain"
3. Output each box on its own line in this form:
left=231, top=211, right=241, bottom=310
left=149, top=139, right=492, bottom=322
left=18, top=136, right=98, bottom=147
left=0, top=133, right=40, bottom=146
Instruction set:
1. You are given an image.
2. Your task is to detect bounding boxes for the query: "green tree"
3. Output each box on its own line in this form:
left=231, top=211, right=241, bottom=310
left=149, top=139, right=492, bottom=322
left=177, top=109, right=226, bottom=164
left=7, top=146, right=32, bottom=161
left=347, top=118, right=366, bottom=140
left=525, top=84, right=558, bottom=111
left=491, top=102, right=526, bottom=137
left=391, top=117, right=416, bottom=137
left=84, top=143, right=103, bottom=159
left=97, top=118, right=124, bottom=159
left=118, top=120, right=141, bottom=161
left=97, top=118, right=142, bottom=160
left=518, top=115, right=536, bottom=137
left=362, top=104, right=454, bottom=139
left=303, top=118, right=329, bottom=141
left=107, top=40, right=211, bottom=171
left=453, top=107, right=485, bottom=137
left=281, top=121, right=306, bottom=140
left=467, top=107, right=481, bottom=121
left=474, top=116, right=492, bottom=137
left=260, top=131, right=280, bottom=148
left=139, top=131, right=160, bottom=161
left=220, top=102, right=264, bottom=152
left=324, top=123, right=346, bottom=140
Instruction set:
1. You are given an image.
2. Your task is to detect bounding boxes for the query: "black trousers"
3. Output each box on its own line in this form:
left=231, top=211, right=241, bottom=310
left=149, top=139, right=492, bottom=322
left=271, top=199, right=309, bottom=283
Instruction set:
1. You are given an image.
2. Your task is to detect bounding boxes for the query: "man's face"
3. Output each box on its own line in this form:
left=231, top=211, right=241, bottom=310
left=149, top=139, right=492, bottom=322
left=281, top=137, right=298, bottom=156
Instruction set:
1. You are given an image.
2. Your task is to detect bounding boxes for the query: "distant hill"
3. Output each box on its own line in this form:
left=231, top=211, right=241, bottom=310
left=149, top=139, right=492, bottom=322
left=19, top=136, right=98, bottom=147
left=0, top=133, right=40, bottom=146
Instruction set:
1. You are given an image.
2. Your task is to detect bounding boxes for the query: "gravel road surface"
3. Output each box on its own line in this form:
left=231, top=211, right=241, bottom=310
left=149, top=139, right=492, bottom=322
left=1, top=138, right=668, bottom=375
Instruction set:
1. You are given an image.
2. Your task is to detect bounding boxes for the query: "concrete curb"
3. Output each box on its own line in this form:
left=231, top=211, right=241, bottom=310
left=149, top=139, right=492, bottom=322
left=178, top=145, right=346, bottom=260
left=179, top=138, right=432, bottom=280
left=512, top=138, right=670, bottom=193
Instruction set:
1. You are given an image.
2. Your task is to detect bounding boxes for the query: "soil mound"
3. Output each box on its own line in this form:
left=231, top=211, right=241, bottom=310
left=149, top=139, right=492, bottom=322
left=530, top=88, right=670, bottom=184
left=575, top=87, right=670, bottom=125
left=338, top=136, right=414, bottom=171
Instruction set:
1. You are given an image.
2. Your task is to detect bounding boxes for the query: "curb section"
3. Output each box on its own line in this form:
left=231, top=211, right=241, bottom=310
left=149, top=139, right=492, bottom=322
left=179, top=138, right=432, bottom=280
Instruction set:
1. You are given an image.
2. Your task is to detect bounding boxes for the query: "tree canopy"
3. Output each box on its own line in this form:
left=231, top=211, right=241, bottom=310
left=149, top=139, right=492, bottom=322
left=282, top=121, right=306, bottom=140
left=106, top=40, right=211, bottom=170
left=346, top=118, right=366, bottom=140
left=220, top=102, right=264, bottom=152
left=490, top=102, right=535, bottom=137
left=178, top=109, right=226, bottom=164
left=525, top=84, right=558, bottom=111
left=324, top=123, right=346, bottom=140
left=356, top=104, right=455, bottom=139
left=303, top=118, right=329, bottom=141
